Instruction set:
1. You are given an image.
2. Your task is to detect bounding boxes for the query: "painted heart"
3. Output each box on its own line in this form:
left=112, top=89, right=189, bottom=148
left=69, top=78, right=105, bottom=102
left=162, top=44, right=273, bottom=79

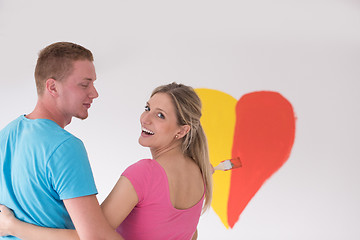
left=195, top=89, right=296, bottom=228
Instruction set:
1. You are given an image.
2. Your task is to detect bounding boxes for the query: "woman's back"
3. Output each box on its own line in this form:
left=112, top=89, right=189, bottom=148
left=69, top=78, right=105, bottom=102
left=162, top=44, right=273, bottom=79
left=116, top=159, right=204, bottom=240
left=158, top=156, right=204, bottom=210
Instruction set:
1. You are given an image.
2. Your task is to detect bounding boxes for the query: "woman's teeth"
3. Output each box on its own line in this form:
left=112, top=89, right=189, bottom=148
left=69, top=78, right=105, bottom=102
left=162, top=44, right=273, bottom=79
left=142, top=127, right=154, bottom=135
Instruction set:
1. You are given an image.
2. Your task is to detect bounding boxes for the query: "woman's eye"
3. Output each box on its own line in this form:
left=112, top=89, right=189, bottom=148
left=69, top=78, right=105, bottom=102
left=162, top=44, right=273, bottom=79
left=144, top=106, right=150, bottom=111
left=157, top=113, right=165, bottom=119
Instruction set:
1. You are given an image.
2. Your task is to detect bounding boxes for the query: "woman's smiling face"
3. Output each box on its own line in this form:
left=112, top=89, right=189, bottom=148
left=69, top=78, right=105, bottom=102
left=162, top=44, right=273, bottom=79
left=139, top=92, right=183, bottom=153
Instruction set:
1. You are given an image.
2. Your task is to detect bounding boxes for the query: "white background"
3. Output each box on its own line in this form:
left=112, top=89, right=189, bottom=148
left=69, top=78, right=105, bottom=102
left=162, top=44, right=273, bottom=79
left=1, top=0, right=359, bottom=239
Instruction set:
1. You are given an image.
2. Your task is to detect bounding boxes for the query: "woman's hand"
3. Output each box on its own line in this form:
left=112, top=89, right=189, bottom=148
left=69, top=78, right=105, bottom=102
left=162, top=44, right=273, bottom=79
left=0, top=204, right=17, bottom=237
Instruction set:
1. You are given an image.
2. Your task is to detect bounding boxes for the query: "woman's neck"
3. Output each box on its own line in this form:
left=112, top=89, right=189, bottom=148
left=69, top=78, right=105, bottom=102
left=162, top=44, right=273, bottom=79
left=151, top=144, right=183, bottom=162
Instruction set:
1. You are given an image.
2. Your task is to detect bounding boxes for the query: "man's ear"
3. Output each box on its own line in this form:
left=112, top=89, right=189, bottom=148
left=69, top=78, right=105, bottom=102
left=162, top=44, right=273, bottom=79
left=45, top=78, right=58, bottom=97
left=177, top=125, right=191, bottom=139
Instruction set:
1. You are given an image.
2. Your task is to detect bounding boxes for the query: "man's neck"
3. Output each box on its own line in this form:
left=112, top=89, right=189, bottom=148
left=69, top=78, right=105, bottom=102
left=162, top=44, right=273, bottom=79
left=26, top=99, right=70, bottom=128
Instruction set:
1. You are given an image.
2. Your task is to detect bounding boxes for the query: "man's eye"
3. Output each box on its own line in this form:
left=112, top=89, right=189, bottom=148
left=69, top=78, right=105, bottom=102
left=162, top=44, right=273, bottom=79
left=81, top=84, right=89, bottom=88
left=144, top=106, right=150, bottom=111
left=157, top=113, right=165, bottom=119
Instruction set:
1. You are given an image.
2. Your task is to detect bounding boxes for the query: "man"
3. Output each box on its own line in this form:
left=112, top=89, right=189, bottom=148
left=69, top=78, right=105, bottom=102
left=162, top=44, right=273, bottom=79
left=0, top=42, right=123, bottom=239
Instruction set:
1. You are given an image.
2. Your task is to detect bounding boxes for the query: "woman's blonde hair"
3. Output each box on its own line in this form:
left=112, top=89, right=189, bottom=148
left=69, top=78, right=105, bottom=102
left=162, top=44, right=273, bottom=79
left=151, top=82, right=213, bottom=212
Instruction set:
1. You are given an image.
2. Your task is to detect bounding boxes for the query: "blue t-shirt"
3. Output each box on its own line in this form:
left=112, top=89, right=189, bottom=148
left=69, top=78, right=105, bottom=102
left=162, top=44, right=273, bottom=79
left=0, top=115, right=98, bottom=239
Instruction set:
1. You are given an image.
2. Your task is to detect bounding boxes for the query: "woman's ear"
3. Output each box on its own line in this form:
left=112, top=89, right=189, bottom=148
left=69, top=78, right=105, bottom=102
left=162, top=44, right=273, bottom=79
left=45, top=78, right=58, bottom=97
left=177, top=125, right=191, bottom=139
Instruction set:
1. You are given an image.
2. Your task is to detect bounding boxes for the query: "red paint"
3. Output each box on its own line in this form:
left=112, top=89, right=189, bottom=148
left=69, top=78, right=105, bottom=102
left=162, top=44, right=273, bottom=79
left=228, top=91, right=296, bottom=228
left=229, top=157, right=242, bottom=169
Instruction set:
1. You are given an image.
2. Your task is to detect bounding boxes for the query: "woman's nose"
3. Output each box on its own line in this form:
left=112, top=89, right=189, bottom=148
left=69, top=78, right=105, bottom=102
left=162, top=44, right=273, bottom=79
left=140, top=112, right=151, bottom=124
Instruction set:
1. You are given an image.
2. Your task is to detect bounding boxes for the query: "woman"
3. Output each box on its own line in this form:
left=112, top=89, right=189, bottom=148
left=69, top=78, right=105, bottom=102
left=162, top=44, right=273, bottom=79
left=0, top=82, right=213, bottom=240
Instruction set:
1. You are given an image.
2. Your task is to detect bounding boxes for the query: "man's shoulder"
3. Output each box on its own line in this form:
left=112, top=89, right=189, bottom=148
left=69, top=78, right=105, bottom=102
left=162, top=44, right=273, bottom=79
left=0, top=116, right=24, bottom=139
left=0, top=115, right=22, bottom=130
left=1, top=115, right=82, bottom=148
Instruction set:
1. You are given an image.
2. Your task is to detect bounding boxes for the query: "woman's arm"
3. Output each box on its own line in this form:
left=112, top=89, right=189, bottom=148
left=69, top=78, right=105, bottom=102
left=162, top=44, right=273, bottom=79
left=0, top=195, right=125, bottom=240
left=0, top=175, right=137, bottom=240
left=101, top=176, right=139, bottom=229
left=192, top=229, right=198, bottom=240
left=0, top=204, right=78, bottom=240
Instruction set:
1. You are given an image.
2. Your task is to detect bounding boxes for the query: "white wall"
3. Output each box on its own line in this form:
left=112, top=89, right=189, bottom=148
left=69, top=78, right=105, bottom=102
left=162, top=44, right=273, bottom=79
left=1, top=0, right=359, bottom=239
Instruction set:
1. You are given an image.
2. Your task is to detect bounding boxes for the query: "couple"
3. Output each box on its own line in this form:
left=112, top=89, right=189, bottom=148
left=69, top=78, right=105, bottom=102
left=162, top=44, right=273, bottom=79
left=0, top=42, right=213, bottom=240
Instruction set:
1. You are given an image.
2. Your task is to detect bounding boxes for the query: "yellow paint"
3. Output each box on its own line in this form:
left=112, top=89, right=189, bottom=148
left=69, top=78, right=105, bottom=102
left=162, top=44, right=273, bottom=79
left=196, top=88, right=237, bottom=228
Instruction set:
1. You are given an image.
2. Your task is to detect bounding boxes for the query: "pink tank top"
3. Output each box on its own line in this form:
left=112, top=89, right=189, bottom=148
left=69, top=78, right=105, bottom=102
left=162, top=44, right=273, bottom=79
left=116, top=159, right=204, bottom=240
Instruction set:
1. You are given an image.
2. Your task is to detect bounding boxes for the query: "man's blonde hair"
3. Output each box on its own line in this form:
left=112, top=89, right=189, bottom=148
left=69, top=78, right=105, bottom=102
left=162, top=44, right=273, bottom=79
left=34, top=42, right=93, bottom=95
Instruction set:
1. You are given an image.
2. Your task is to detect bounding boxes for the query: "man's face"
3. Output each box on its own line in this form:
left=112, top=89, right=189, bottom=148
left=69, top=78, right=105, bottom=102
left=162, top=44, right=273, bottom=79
left=55, top=60, right=98, bottom=124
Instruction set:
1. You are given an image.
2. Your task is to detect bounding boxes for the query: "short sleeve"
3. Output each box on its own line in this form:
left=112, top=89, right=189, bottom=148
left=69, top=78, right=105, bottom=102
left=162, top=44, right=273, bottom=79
left=121, top=159, right=153, bottom=203
left=47, top=137, right=98, bottom=200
